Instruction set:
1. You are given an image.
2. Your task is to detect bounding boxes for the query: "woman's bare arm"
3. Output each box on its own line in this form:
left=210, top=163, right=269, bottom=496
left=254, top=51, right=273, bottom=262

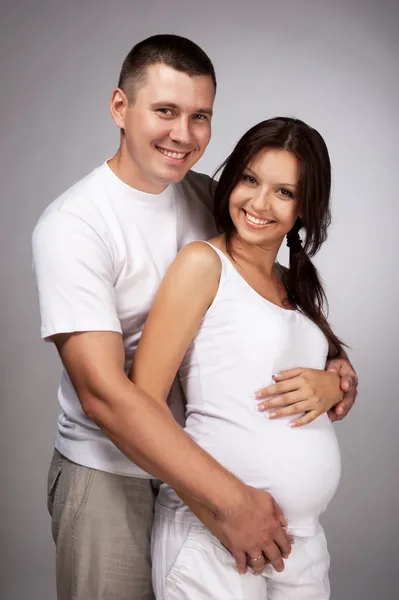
left=129, top=242, right=224, bottom=524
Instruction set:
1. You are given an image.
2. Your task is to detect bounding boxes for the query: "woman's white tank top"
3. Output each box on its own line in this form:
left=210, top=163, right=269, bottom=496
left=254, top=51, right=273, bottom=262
left=158, top=242, right=341, bottom=535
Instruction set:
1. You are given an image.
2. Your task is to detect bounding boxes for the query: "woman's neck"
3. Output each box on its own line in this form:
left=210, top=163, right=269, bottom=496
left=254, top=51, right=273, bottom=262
left=227, top=234, right=282, bottom=276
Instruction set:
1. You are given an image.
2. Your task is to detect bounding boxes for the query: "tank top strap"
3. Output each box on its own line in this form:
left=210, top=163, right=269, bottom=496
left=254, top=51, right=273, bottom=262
left=200, top=241, right=236, bottom=279
left=200, top=241, right=228, bottom=263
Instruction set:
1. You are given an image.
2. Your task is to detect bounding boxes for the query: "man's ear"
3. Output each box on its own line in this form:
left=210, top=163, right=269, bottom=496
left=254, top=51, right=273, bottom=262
left=110, top=88, right=129, bottom=130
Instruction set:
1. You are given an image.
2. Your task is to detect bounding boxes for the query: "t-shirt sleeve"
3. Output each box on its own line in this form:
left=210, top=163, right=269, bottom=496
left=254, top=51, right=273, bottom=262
left=32, top=210, right=122, bottom=339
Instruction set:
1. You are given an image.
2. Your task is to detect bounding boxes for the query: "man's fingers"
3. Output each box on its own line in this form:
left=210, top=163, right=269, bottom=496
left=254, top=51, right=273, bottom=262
left=275, top=504, right=287, bottom=529
left=340, top=375, right=353, bottom=392
left=261, top=541, right=285, bottom=572
left=329, top=395, right=356, bottom=422
left=333, top=398, right=351, bottom=418
left=232, top=550, right=248, bottom=574
left=328, top=407, right=337, bottom=422
left=272, top=523, right=293, bottom=559
left=330, top=409, right=345, bottom=422
left=247, top=550, right=266, bottom=575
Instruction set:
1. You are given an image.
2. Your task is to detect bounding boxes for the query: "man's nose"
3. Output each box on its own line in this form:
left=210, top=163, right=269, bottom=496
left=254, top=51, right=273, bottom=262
left=169, top=117, right=192, bottom=145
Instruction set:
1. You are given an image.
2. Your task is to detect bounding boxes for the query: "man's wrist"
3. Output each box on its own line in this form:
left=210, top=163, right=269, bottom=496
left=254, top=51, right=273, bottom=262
left=207, top=474, right=248, bottom=517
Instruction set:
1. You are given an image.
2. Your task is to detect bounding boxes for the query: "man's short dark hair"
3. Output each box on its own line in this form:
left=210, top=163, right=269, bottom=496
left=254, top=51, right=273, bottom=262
left=118, top=34, right=216, bottom=101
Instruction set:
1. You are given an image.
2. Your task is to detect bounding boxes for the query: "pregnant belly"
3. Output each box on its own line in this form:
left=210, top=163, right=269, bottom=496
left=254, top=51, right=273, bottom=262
left=186, top=412, right=341, bottom=533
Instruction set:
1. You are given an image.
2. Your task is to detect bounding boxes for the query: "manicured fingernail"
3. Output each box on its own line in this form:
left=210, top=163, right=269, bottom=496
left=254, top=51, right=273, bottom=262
left=268, top=411, right=276, bottom=418
left=273, top=373, right=281, bottom=378
left=289, top=421, right=297, bottom=427
left=253, top=393, right=262, bottom=400
left=257, top=404, right=265, bottom=412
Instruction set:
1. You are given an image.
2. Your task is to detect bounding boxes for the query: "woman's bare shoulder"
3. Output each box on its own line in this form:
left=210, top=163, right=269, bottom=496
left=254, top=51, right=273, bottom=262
left=176, top=241, right=222, bottom=274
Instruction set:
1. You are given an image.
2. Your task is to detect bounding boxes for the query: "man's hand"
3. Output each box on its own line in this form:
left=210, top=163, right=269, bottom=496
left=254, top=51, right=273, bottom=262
left=254, top=368, right=344, bottom=427
left=326, top=357, right=358, bottom=422
left=211, top=486, right=292, bottom=574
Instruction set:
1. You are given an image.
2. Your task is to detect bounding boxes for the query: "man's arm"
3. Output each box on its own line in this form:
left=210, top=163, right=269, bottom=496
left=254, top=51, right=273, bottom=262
left=52, top=329, right=241, bottom=508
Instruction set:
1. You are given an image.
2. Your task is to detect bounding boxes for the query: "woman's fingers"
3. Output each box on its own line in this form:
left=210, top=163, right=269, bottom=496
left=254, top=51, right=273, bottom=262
left=289, top=410, right=319, bottom=427
left=257, top=390, right=306, bottom=411
left=259, top=400, right=310, bottom=418
left=253, top=376, right=303, bottom=400
left=273, top=368, right=304, bottom=381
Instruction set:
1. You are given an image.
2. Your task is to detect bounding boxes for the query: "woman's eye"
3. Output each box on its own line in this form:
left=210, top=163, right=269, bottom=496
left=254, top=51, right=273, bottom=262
left=279, top=188, right=294, bottom=198
left=243, top=174, right=257, bottom=185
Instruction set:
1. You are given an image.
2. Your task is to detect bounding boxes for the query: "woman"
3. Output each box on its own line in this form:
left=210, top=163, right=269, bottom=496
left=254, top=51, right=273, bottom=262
left=130, top=117, right=344, bottom=599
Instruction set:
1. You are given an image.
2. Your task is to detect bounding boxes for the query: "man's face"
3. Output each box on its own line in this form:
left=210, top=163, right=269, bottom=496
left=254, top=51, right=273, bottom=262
left=115, top=63, right=215, bottom=193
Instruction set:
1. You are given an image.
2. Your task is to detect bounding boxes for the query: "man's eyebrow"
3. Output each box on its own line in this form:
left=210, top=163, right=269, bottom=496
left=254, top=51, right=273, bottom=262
left=196, top=107, right=213, bottom=116
left=150, top=102, right=213, bottom=116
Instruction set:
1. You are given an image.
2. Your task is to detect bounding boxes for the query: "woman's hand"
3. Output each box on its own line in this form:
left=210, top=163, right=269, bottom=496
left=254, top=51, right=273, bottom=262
left=254, top=368, right=344, bottom=427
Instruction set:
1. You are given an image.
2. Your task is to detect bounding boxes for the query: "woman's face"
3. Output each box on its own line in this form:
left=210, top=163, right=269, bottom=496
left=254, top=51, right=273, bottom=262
left=229, top=148, right=300, bottom=250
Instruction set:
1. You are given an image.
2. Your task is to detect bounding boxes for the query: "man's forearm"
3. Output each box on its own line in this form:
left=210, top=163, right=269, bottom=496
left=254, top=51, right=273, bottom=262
left=84, top=376, right=244, bottom=514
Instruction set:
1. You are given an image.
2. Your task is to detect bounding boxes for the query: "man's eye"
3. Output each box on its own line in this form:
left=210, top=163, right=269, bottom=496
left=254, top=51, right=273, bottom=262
left=193, top=114, right=207, bottom=121
left=157, top=108, right=172, bottom=116
left=243, top=174, right=257, bottom=185
left=279, top=188, right=294, bottom=198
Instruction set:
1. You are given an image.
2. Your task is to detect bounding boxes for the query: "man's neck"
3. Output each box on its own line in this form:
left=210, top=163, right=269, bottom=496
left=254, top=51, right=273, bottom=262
left=107, top=149, right=168, bottom=194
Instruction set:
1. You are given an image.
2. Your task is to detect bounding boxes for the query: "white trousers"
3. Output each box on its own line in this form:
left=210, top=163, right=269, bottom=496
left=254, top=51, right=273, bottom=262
left=152, top=510, right=330, bottom=600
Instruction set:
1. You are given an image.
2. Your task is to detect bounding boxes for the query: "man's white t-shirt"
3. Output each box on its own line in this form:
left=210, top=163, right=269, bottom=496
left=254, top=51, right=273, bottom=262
left=32, top=162, right=217, bottom=478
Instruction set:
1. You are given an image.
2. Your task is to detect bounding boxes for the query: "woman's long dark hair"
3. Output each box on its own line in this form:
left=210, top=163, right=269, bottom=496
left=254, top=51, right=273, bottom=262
left=213, top=117, right=343, bottom=358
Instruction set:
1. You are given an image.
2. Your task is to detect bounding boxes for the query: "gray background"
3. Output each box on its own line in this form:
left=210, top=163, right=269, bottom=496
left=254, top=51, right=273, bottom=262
left=1, top=0, right=398, bottom=598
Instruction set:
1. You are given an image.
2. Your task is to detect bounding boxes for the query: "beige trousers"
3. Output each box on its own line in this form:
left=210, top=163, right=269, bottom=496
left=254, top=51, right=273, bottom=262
left=47, top=449, right=158, bottom=600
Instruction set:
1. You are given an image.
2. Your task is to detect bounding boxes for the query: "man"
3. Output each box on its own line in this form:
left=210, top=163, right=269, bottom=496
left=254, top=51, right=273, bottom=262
left=32, top=35, right=357, bottom=600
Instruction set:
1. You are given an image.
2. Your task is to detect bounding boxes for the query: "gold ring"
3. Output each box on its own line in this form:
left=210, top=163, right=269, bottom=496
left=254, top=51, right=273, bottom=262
left=248, top=554, right=264, bottom=562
